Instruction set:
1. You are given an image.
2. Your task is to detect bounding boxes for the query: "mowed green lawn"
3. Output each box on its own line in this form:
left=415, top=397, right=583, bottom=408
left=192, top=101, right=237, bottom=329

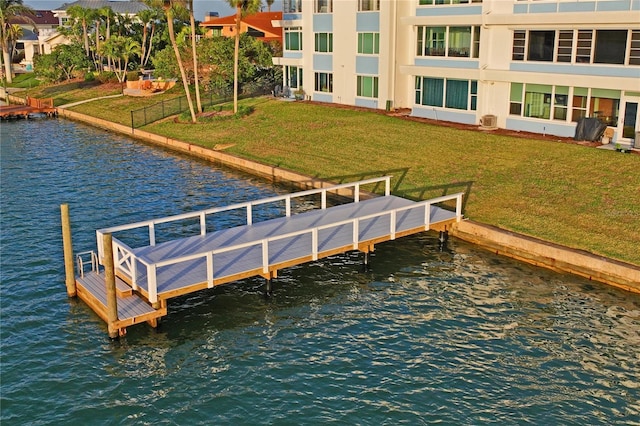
left=64, top=95, right=640, bottom=266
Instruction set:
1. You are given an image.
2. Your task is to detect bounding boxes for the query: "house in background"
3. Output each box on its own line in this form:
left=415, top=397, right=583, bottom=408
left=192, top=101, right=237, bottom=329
left=200, top=11, right=283, bottom=43
left=9, top=10, right=59, bottom=71
left=11, top=1, right=150, bottom=72
left=51, top=0, right=150, bottom=26
left=272, top=0, right=640, bottom=145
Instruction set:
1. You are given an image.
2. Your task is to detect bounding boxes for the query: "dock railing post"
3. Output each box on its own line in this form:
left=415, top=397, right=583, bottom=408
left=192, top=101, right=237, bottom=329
left=61, top=204, right=76, bottom=297
left=103, top=233, right=119, bottom=339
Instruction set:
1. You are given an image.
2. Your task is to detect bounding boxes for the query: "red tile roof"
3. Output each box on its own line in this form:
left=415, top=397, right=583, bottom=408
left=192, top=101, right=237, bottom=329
left=10, top=10, right=58, bottom=26
left=201, top=11, right=282, bottom=42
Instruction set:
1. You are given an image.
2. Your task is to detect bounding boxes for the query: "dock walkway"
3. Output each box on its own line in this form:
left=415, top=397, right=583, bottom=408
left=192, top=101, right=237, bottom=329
left=0, top=97, right=57, bottom=119
left=75, top=177, right=463, bottom=335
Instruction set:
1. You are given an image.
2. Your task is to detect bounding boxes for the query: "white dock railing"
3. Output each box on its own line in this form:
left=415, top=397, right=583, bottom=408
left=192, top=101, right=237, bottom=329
left=96, top=177, right=463, bottom=303
left=96, top=176, right=392, bottom=260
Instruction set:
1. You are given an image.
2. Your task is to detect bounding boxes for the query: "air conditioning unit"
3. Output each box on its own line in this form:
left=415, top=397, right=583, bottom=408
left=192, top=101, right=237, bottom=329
left=480, top=114, right=497, bottom=128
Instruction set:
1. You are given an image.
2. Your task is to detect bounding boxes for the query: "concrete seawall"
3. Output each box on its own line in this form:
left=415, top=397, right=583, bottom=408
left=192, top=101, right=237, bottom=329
left=57, top=108, right=640, bottom=294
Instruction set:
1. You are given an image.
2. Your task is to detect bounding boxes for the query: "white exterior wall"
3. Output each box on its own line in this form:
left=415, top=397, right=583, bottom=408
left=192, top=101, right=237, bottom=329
left=273, top=0, right=640, bottom=141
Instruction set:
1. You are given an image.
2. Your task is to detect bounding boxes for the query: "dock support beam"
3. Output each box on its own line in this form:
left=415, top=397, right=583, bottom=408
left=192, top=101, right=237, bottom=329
left=438, top=230, right=449, bottom=251
left=363, top=251, right=371, bottom=271
left=103, top=233, right=120, bottom=339
left=61, top=204, right=76, bottom=297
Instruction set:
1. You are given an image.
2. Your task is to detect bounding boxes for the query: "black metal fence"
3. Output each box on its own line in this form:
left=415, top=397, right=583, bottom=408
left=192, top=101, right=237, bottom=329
left=130, top=91, right=230, bottom=129
left=129, top=88, right=271, bottom=130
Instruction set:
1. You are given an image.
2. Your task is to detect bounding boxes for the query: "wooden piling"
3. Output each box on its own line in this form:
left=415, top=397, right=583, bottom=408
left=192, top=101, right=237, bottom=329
left=102, top=233, right=119, bottom=339
left=60, top=204, right=76, bottom=297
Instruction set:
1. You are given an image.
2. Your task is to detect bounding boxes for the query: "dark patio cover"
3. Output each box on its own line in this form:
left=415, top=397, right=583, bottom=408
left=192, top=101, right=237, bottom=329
left=574, top=117, right=607, bottom=141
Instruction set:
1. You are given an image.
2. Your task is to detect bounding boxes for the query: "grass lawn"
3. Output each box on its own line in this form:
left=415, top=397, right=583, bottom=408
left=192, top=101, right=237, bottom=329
left=6, top=73, right=41, bottom=90
left=12, top=79, right=123, bottom=106
left=27, top=87, right=640, bottom=266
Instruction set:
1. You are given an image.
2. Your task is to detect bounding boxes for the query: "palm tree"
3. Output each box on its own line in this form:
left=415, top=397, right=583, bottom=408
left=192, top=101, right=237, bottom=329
left=226, top=0, right=261, bottom=113
left=66, top=5, right=95, bottom=58
left=266, top=0, right=274, bottom=12
left=100, top=35, right=141, bottom=83
left=137, top=7, right=160, bottom=68
left=161, top=0, right=196, bottom=123
left=0, top=0, right=35, bottom=84
left=98, top=6, right=115, bottom=70
left=187, top=0, right=201, bottom=113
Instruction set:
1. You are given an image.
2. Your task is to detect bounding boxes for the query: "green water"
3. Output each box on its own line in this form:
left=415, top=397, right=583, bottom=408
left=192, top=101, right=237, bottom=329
left=1, top=119, right=639, bottom=425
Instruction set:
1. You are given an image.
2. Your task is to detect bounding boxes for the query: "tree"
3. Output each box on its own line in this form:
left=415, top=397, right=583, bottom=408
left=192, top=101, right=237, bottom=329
left=161, top=0, right=196, bottom=123
left=0, top=0, right=35, bottom=84
left=66, top=5, right=95, bottom=58
left=96, top=6, right=115, bottom=70
left=187, top=0, right=202, bottom=113
left=265, top=0, right=274, bottom=12
left=137, top=6, right=161, bottom=67
left=34, top=43, right=89, bottom=82
left=100, top=35, right=140, bottom=83
left=226, top=0, right=261, bottom=113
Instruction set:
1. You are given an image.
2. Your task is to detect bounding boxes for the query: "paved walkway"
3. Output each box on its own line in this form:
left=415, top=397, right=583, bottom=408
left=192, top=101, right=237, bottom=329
left=58, top=93, right=124, bottom=109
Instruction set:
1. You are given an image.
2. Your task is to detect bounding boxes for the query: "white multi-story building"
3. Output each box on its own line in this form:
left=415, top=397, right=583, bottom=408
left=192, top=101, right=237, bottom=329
left=272, top=0, right=640, bottom=145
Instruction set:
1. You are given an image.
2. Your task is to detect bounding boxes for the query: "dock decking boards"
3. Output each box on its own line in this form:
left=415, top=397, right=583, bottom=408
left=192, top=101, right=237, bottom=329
left=72, top=177, right=463, bottom=335
left=127, top=195, right=457, bottom=301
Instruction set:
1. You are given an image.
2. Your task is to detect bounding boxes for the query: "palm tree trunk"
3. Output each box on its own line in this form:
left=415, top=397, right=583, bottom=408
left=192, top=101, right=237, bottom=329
left=141, top=24, right=148, bottom=68
left=189, top=1, right=202, bottom=113
left=2, top=42, right=12, bottom=84
left=166, top=8, right=196, bottom=123
left=233, top=5, right=241, bottom=114
left=143, top=23, right=155, bottom=66
left=83, top=20, right=90, bottom=57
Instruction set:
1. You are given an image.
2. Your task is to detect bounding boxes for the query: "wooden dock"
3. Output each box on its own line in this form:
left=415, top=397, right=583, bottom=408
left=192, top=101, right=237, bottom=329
left=0, top=97, right=57, bottom=119
left=69, top=177, right=463, bottom=336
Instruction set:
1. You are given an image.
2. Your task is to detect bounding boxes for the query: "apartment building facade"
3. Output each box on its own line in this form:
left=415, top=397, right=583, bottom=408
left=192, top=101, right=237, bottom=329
left=272, top=0, right=640, bottom=144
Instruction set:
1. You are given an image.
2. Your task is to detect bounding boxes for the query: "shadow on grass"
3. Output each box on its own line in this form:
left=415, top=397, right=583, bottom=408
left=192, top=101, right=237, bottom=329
left=288, top=168, right=410, bottom=194
left=397, top=181, right=474, bottom=215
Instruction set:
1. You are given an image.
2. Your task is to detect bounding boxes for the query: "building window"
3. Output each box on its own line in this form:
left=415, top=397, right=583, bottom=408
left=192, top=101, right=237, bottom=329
left=358, top=32, right=380, bottom=54
left=358, top=0, right=380, bottom=11
left=528, top=30, right=554, bottom=61
left=594, top=30, right=626, bottom=65
left=286, top=66, right=302, bottom=89
left=510, top=83, right=523, bottom=115
left=357, top=76, right=378, bottom=98
left=315, top=72, right=333, bottom=92
left=556, top=31, right=573, bottom=63
left=590, top=89, right=620, bottom=126
left=554, top=87, right=569, bottom=121
left=284, top=27, right=302, bottom=51
left=283, top=0, right=302, bottom=13
left=576, top=30, right=593, bottom=63
left=525, top=85, right=552, bottom=119
left=510, top=84, right=620, bottom=125
left=415, top=76, right=477, bottom=110
left=315, top=33, right=333, bottom=53
left=572, top=87, right=588, bottom=122
left=315, top=0, right=332, bottom=13
left=630, top=30, right=640, bottom=65
left=512, top=30, right=526, bottom=60
left=417, top=26, right=480, bottom=58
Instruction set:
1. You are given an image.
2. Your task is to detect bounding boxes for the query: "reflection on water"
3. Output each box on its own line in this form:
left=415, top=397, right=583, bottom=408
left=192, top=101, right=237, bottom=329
left=1, top=119, right=639, bottom=425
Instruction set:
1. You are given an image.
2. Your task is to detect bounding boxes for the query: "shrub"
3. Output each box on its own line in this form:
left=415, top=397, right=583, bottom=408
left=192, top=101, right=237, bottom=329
left=126, top=70, right=139, bottom=82
left=96, top=72, right=118, bottom=84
